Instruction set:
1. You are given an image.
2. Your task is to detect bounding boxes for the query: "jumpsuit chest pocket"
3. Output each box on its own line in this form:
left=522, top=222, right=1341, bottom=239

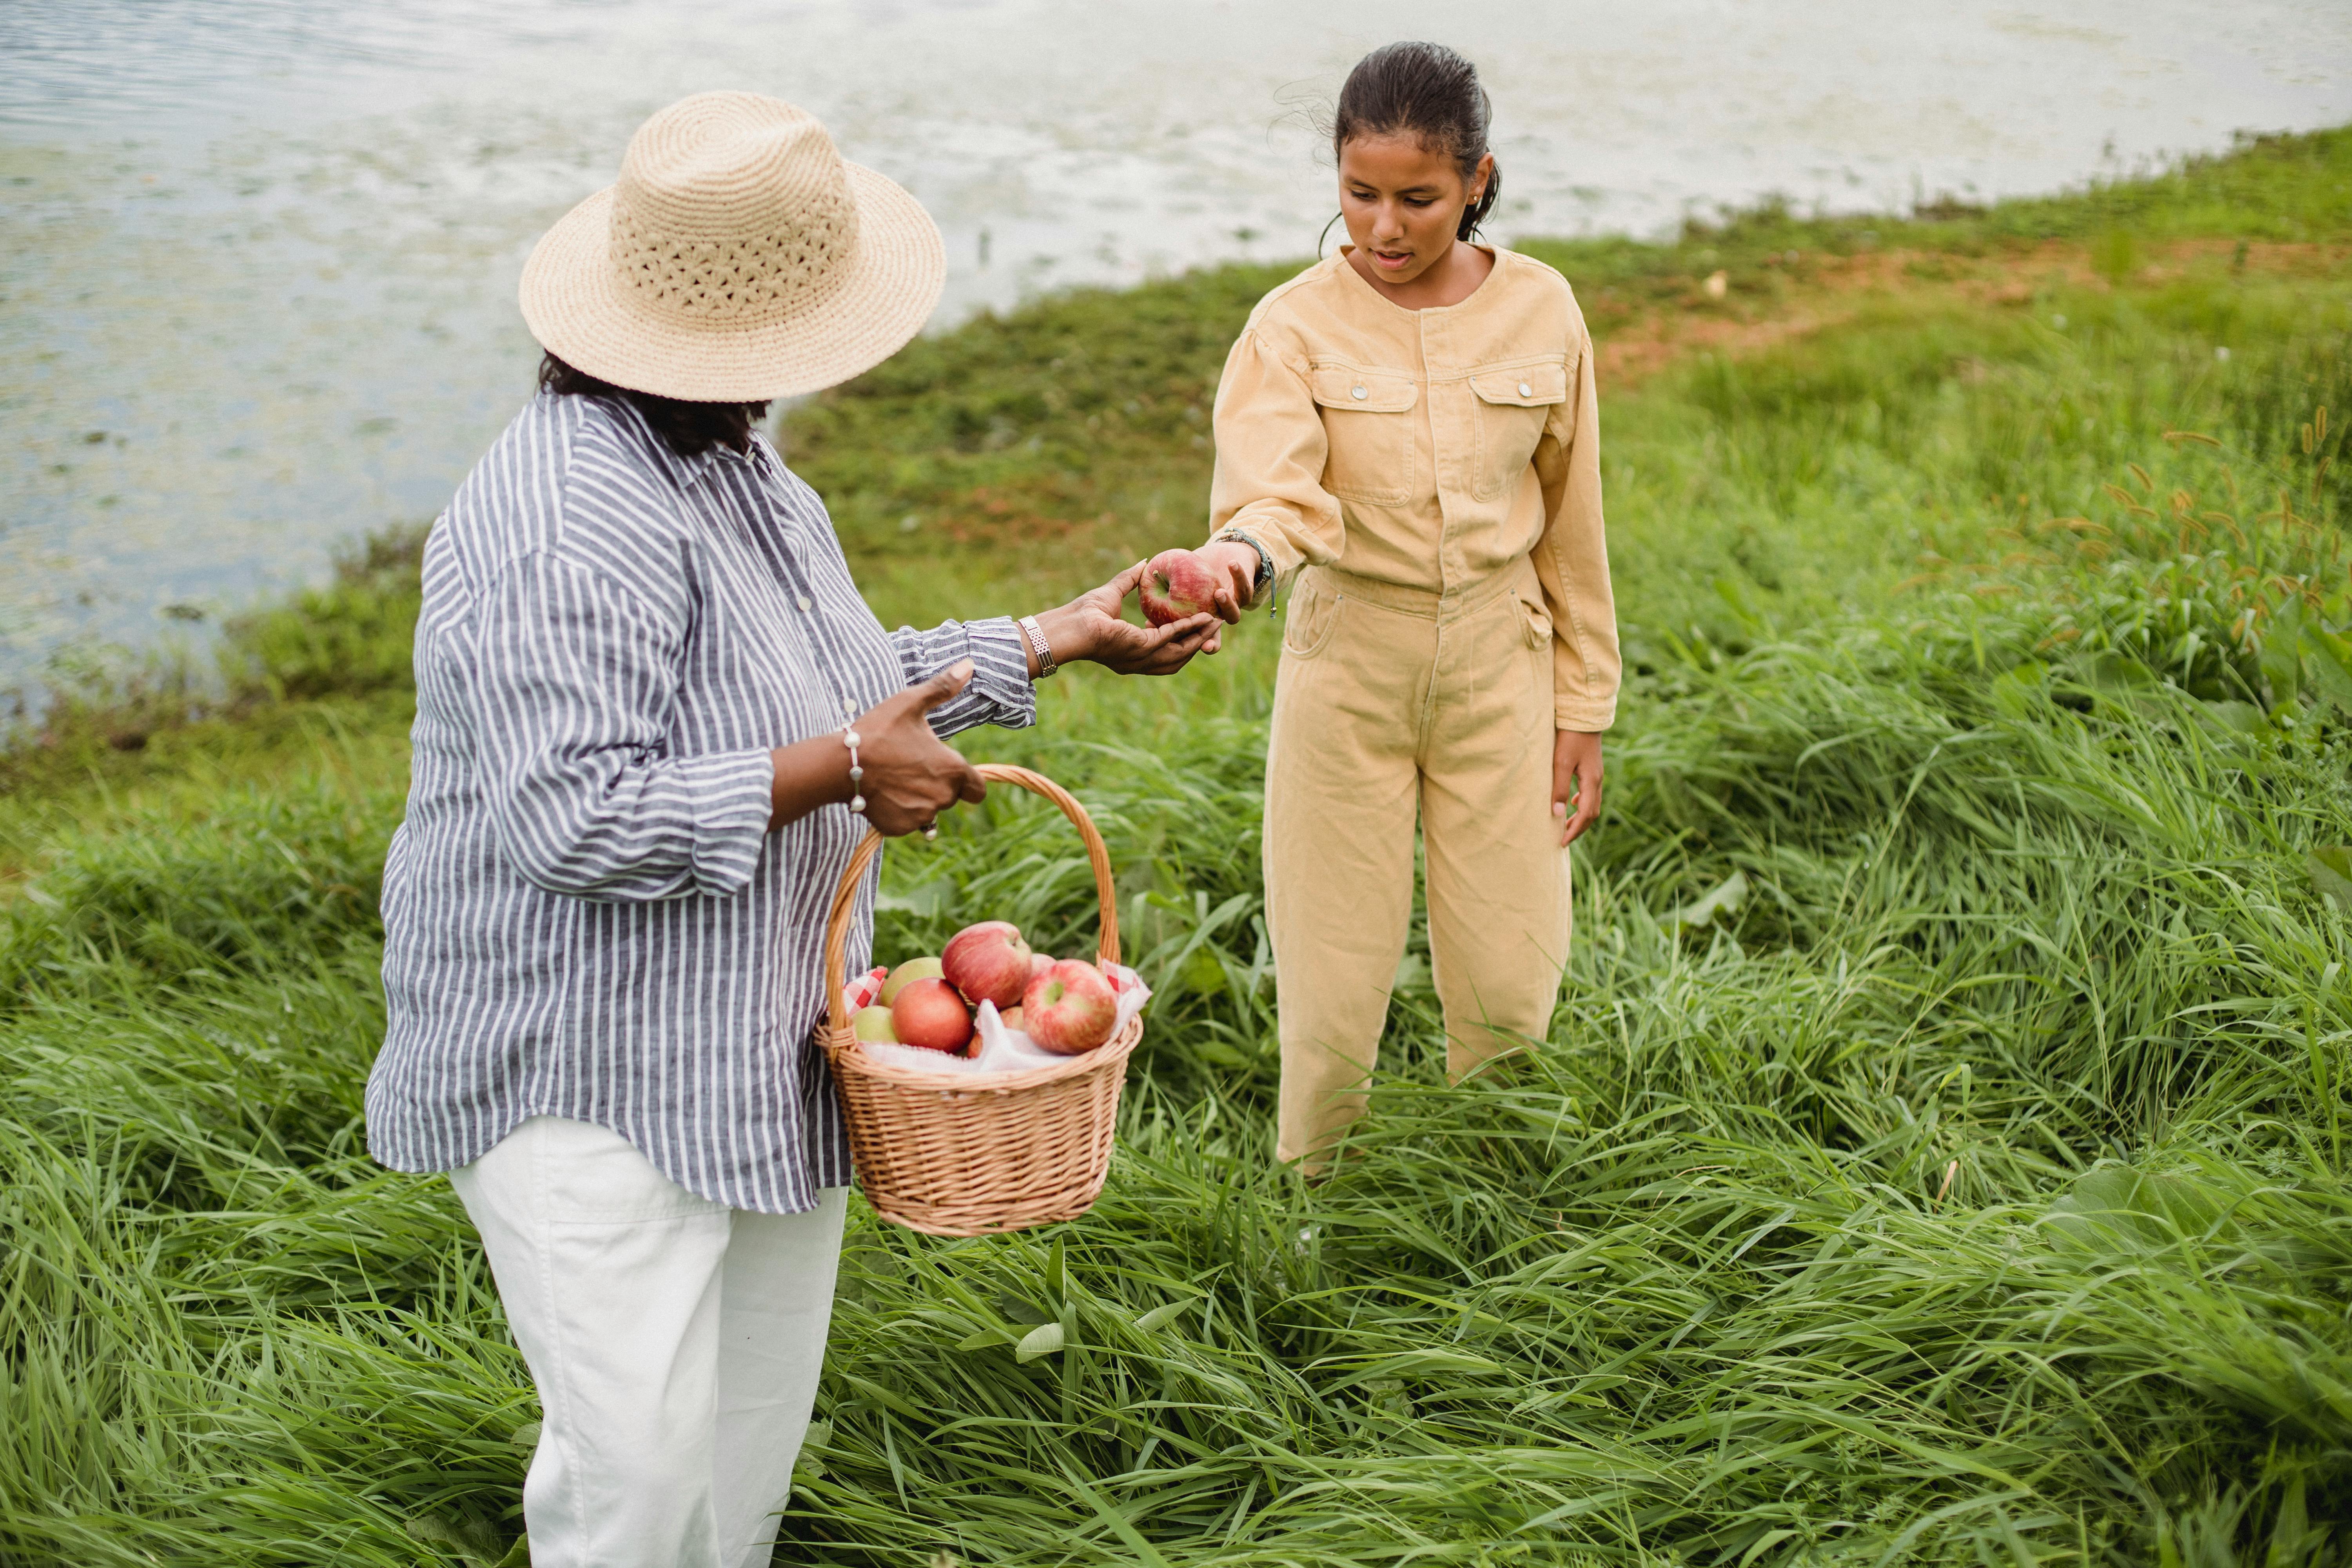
left=1469, top=361, right=1569, bottom=501
left=1310, top=365, right=1419, bottom=506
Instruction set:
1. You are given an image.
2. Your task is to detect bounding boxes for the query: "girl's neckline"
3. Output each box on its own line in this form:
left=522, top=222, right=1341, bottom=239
left=1336, top=243, right=1500, bottom=316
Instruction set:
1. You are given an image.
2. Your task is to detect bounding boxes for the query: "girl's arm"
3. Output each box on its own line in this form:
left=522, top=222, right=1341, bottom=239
left=1531, top=330, right=1621, bottom=736
left=1196, top=327, right=1344, bottom=617
left=1535, top=320, right=1620, bottom=846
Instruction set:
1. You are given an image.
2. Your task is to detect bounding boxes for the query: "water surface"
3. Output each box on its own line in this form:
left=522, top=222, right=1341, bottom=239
left=4, top=0, right=2348, bottom=695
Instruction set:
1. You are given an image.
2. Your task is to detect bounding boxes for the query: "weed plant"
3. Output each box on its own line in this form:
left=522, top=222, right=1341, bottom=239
left=6, top=131, right=2352, bottom=1566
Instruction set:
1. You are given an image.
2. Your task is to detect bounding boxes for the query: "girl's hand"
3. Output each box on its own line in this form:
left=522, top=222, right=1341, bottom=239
left=1196, top=540, right=1264, bottom=624
left=1029, top=561, right=1220, bottom=675
left=1553, top=729, right=1604, bottom=846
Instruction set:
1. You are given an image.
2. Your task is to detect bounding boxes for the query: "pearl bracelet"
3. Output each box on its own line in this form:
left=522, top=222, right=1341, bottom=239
left=843, top=726, right=866, bottom=815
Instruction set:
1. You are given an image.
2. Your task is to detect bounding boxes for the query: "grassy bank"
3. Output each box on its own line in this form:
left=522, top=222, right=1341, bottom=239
left=6, top=128, right=2352, bottom=1566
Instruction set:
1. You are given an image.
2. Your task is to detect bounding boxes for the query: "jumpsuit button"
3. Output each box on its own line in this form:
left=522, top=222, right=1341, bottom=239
left=1518, top=381, right=1532, bottom=397
left=1351, top=385, right=1367, bottom=400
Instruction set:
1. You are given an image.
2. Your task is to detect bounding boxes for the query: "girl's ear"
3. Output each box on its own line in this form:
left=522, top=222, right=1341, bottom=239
left=1470, top=152, right=1495, bottom=205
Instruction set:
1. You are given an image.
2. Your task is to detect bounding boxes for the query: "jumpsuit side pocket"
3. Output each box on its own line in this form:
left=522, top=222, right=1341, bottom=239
left=1282, top=572, right=1345, bottom=661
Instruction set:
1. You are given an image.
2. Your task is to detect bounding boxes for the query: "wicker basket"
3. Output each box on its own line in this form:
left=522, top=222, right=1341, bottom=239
left=816, top=763, right=1143, bottom=1237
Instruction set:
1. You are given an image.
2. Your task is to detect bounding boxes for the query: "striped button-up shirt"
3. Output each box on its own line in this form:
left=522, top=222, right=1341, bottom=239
left=365, top=390, right=1034, bottom=1213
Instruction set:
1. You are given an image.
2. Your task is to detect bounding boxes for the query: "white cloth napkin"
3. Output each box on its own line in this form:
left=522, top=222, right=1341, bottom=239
left=852, top=964, right=1150, bottom=1074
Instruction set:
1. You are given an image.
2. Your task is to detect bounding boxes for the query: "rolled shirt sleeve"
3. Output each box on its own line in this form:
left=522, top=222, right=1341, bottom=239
left=472, top=550, right=777, bottom=901
left=889, top=615, right=1036, bottom=737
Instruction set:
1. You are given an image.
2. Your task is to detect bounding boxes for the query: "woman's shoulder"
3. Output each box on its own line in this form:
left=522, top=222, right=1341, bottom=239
left=434, top=392, right=695, bottom=604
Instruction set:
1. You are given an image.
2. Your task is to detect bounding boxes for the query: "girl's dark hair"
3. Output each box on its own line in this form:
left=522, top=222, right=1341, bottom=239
left=1332, top=41, right=1501, bottom=242
left=537, top=352, right=769, bottom=460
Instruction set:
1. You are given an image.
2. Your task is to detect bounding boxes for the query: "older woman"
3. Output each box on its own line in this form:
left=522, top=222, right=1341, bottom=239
left=363, top=93, right=1213, bottom=1568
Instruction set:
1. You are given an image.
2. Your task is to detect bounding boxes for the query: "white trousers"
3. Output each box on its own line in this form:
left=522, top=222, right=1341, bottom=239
left=449, top=1115, right=846, bottom=1568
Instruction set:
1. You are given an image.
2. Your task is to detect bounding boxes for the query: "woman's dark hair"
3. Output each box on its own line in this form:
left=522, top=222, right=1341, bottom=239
left=1332, top=41, right=1501, bottom=242
left=537, top=352, right=769, bottom=460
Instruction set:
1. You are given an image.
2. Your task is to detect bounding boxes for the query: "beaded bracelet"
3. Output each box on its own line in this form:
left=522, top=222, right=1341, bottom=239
left=843, top=726, right=866, bottom=815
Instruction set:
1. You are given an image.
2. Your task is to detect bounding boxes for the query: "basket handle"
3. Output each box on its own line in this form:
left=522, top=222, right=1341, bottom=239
left=820, top=763, right=1122, bottom=1036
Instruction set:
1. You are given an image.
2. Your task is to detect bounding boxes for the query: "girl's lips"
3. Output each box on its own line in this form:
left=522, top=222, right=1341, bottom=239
left=1373, top=249, right=1413, bottom=270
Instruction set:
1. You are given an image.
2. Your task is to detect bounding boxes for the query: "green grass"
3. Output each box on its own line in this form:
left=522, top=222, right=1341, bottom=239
left=7, top=128, right=2352, bottom=1566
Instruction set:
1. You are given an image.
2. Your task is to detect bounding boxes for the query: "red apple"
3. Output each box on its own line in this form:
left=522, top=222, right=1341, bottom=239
left=942, top=921, right=1033, bottom=1009
left=1022, top=960, right=1120, bottom=1055
left=1028, top=953, right=1054, bottom=985
left=890, top=977, right=973, bottom=1053
left=1140, top=548, right=1218, bottom=627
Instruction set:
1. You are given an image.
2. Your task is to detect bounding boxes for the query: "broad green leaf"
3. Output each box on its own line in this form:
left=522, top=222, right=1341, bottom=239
left=2195, top=699, right=2270, bottom=739
left=1133, top=1294, right=1200, bottom=1333
left=2301, top=624, right=2352, bottom=715
left=1015, top=1321, right=1066, bottom=1362
left=954, top=1325, right=1016, bottom=1352
left=873, top=877, right=954, bottom=916
left=507, top=1420, right=541, bottom=1450
left=2263, top=595, right=2303, bottom=707
left=2308, top=847, right=2352, bottom=912
left=993, top=1291, right=1053, bottom=1325
left=1670, top=871, right=1749, bottom=934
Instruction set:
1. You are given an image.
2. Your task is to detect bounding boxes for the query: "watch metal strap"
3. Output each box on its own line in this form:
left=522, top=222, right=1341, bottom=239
left=1018, top=615, right=1057, bottom=677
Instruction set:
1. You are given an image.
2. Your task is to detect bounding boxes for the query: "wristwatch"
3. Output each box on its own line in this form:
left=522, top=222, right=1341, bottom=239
left=1018, top=614, right=1057, bottom=677
left=1214, top=531, right=1277, bottom=611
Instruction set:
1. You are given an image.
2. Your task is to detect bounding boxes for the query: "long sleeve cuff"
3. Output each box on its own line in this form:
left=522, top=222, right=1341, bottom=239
left=889, top=615, right=1037, bottom=737
left=1554, top=696, right=1617, bottom=732
left=1214, top=507, right=1312, bottom=582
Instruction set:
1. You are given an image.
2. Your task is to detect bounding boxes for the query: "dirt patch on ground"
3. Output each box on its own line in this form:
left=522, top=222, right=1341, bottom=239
left=1593, top=239, right=2348, bottom=391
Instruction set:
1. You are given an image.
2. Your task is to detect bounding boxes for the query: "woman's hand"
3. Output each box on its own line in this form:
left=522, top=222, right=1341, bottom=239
left=768, top=662, right=987, bottom=835
left=1029, top=561, right=1221, bottom=675
left=1552, top=729, right=1604, bottom=846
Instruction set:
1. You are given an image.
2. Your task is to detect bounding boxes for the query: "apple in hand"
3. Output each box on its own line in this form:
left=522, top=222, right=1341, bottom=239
left=1022, top=960, right=1120, bottom=1055
left=879, top=956, right=942, bottom=1006
left=1139, top=548, right=1218, bottom=627
left=890, top=977, right=974, bottom=1053
left=852, top=1005, right=899, bottom=1044
left=942, top=921, right=1033, bottom=1009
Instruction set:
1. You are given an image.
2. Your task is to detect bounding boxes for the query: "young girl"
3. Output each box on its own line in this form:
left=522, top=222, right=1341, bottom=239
left=1189, top=41, right=1619, bottom=1168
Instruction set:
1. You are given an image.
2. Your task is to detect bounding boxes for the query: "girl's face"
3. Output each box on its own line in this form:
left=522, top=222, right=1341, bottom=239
left=1337, top=132, right=1491, bottom=287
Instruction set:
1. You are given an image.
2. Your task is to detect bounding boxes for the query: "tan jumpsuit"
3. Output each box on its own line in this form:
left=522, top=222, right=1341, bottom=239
left=1205, top=247, right=1621, bottom=1166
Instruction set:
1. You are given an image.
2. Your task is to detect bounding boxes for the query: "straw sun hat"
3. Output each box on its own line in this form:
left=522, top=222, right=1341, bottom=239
left=520, top=91, right=945, bottom=402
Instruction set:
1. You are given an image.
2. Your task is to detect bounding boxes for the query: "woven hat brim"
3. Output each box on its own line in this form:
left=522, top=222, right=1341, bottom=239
left=518, top=162, right=945, bottom=403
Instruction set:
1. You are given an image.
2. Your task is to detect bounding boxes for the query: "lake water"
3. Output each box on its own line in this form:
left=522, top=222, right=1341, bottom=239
left=4, top=0, right=2349, bottom=700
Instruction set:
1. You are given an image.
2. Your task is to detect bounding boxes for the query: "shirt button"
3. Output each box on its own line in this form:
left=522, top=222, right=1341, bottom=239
left=796, top=595, right=812, bottom=611
left=1351, top=385, right=1368, bottom=400
left=1518, top=381, right=1533, bottom=397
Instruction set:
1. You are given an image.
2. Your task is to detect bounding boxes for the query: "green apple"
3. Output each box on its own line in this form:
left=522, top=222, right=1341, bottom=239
left=852, top=1005, right=899, bottom=1044
left=878, top=956, right=942, bottom=1006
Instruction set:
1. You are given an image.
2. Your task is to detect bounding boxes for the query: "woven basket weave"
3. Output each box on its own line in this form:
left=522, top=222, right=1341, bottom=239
left=817, top=764, right=1143, bottom=1237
